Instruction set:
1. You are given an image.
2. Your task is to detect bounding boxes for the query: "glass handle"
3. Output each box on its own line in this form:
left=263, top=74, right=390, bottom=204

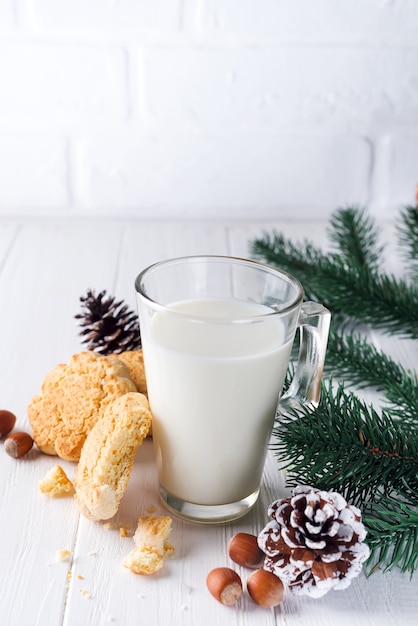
left=279, top=301, right=331, bottom=415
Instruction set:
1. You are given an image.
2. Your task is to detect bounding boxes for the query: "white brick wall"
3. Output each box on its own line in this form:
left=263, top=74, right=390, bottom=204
left=193, top=0, right=418, bottom=45
left=0, top=1, right=15, bottom=31
left=0, top=135, right=68, bottom=210
left=0, top=0, right=416, bottom=220
left=74, top=132, right=371, bottom=218
left=0, top=43, right=127, bottom=127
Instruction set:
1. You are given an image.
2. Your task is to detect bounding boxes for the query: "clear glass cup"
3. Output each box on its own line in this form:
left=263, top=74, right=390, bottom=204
left=135, top=256, right=330, bottom=523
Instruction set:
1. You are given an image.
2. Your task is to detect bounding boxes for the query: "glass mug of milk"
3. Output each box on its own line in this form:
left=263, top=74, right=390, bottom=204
left=135, top=256, right=330, bottom=523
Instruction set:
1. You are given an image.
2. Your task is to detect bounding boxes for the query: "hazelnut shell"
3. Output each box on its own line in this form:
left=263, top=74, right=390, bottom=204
left=206, top=567, right=242, bottom=606
left=4, top=431, right=34, bottom=458
left=0, top=410, right=16, bottom=438
left=228, top=532, right=265, bottom=569
left=247, top=569, right=284, bottom=608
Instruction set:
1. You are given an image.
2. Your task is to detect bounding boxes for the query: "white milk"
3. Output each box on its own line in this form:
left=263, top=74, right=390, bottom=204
left=142, top=298, right=293, bottom=506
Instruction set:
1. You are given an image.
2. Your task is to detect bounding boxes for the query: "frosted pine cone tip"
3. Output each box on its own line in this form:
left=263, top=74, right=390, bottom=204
left=258, top=485, right=370, bottom=598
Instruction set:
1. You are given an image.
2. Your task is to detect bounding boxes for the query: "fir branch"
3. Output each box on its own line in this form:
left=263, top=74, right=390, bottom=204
left=274, top=384, right=418, bottom=574
left=363, top=494, right=418, bottom=575
left=325, top=323, right=418, bottom=425
left=251, top=227, right=418, bottom=339
left=397, top=206, right=418, bottom=281
left=255, top=205, right=418, bottom=575
left=316, top=260, right=418, bottom=338
left=328, top=206, right=383, bottom=273
left=376, top=376, right=418, bottom=424
left=274, top=383, right=418, bottom=508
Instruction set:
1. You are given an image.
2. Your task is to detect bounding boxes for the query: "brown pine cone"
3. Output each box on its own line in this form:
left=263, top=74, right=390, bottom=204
left=75, top=289, right=141, bottom=355
left=258, top=485, right=370, bottom=598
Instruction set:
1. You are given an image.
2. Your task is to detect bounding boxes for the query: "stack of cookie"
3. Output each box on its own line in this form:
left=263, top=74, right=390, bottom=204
left=27, top=350, right=152, bottom=521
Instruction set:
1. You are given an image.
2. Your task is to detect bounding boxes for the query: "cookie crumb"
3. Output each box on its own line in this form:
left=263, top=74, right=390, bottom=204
left=80, top=589, right=92, bottom=599
left=56, top=549, right=72, bottom=562
left=39, top=464, right=75, bottom=497
left=123, top=515, right=174, bottom=575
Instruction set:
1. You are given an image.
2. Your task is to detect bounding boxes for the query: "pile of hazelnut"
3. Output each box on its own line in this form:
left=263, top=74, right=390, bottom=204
left=206, top=532, right=283, bottom=609
left=0, top=409, right=34, bottom=458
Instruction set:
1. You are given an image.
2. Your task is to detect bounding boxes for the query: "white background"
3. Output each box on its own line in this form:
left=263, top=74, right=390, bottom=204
left=0, top=0, right=417, bottom=220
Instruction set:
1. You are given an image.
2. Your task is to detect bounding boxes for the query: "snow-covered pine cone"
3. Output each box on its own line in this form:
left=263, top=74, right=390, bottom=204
left=258, top=485, right=370, bottom=598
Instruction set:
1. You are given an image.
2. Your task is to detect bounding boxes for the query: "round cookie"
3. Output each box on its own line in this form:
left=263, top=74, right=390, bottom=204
left=27, top=351, right=137, bottom=461
left=74, top=392, right=152, bottom=521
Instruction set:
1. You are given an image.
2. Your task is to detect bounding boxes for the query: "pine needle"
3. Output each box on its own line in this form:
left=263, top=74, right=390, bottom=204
left=397, top=206, right=418, bottom=281
left=325, top=323, right=418, bottom=425
left=328, top=206, right=383, bottom=273
left=364, top=494, right=418, bottom=575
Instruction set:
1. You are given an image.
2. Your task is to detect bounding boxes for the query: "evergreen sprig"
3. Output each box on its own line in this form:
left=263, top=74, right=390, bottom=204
left=251, top=205, right=418, bottom=575
left=363, top=494, right=418, bottom=575
left=251, top=208, right=418, bottom=339
left=326, top=323, right=418, bottom=425
left=274, top=383, right=418, bottom=574
left=328, top=206, right=383, bottom=274
left=274, top=384, right=418, bottom=508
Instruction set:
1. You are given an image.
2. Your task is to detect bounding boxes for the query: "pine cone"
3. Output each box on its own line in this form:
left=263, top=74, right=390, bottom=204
left=75, top=289, right=141, bottom=355
left=258, top=485, right=370, bottom=598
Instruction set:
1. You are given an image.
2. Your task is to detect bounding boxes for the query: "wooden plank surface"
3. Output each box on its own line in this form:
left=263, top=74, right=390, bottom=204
left=0, top=217, right=416, bottom=626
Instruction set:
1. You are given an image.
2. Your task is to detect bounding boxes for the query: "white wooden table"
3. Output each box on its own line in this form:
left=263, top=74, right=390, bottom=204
left=0, top=217, right=416, bottom=626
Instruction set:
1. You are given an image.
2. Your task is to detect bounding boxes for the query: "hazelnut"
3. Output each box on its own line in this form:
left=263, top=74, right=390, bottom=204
left=4, top=431, right=34, bottom=458
left=206, top=567, right=243, bottom=606
left=228, top=532, right=265, bottom=569
left=247, top=569, right=284, bottom=608
left=0, top=409, right=16, bottom=438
